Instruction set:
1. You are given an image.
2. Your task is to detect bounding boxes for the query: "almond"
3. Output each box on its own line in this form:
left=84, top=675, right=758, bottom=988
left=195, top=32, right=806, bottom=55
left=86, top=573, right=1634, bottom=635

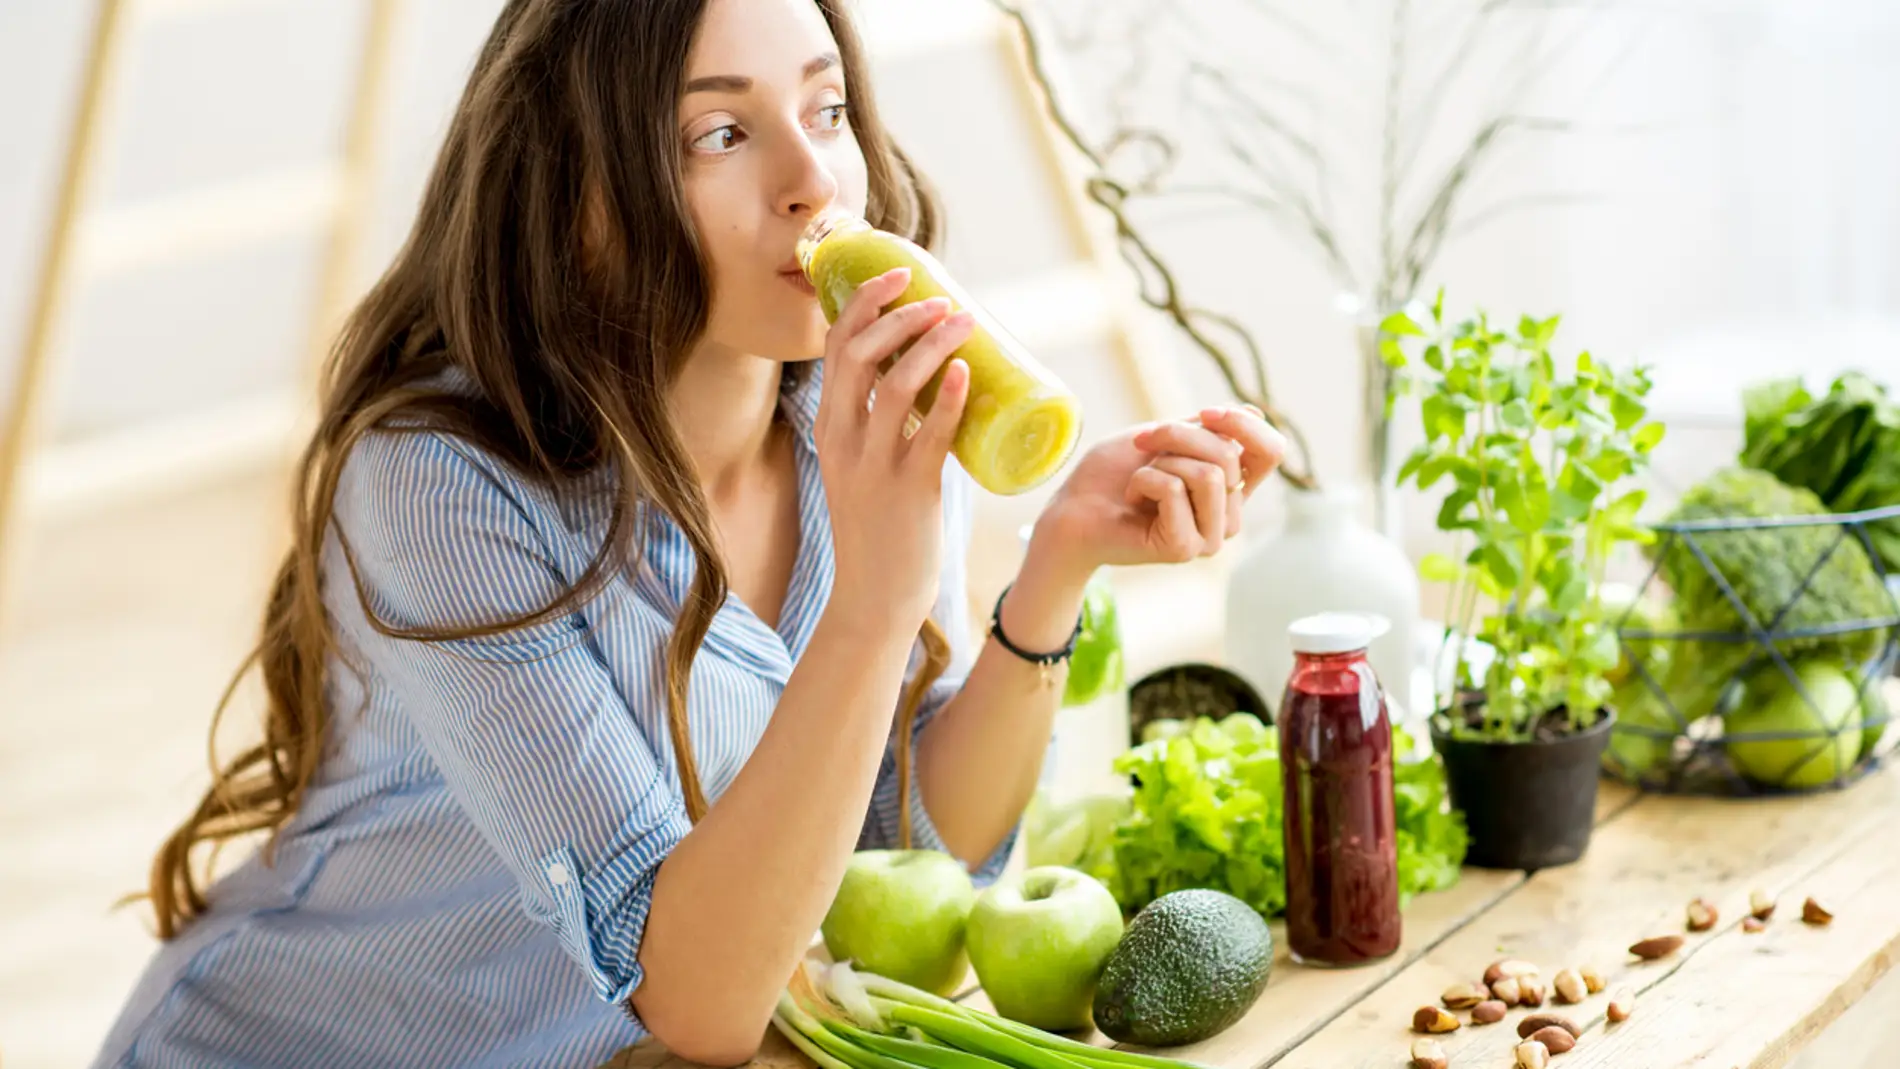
left=1472, top=1000, right=1508, bottom=1025
left=1686, top=897, right=1718, bottom=932
left=1552, top=968, right=1587, bottom=1005
left=1491, top=977, right=1523, bottom=1006
left=1516, top=1013, right=1582, bottom=1040
left=1629, top=935, right=1684, bottom=960
left=1413, top=1006, right=1460, bottom=1034
left=1516, top=1040, right=1551, bottom=1069
left=1530, top=1026, right=1577, bottom=1054
left=1410, top=1038, right=1448, bottom=1069
left=1750, top=889, right=1777, bottom=921
left=1441, top=981, right=1487, bottom=1010
left=1578, top=964, right=1607, bottom=994
left=1743, top=916, right=1766, bottom=934
left=1607, top=988, right=1635, bottom=1023
left=1803, top=897, right=1834, bottom=926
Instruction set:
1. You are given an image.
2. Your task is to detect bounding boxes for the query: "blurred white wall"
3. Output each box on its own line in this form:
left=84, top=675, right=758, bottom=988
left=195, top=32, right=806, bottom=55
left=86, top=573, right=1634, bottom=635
left=4, top=0, right=1900, bottom=539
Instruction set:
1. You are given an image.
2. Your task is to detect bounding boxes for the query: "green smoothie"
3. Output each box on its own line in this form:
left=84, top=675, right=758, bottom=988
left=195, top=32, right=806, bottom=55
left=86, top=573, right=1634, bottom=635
left=797, top=211, right=1084, bottom=496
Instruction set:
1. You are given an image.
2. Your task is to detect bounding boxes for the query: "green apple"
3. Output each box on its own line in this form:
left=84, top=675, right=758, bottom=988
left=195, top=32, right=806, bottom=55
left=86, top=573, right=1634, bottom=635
left=966, top=866, right=1125, bottom=1031
left=822, top=850, right=974, bottom=996
left=1602, top=683, right=1680, bottom=780
left=1725, top=662, right=1859, bottom=789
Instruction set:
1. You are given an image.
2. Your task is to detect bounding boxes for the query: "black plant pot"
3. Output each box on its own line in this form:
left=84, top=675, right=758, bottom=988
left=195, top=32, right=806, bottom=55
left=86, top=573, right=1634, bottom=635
left=1127, top=662, right=1272, bottom=747
left=1431, top=709, right=1617, bottom=871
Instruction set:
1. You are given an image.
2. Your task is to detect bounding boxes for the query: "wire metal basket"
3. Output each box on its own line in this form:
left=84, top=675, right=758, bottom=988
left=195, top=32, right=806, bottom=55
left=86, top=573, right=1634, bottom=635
left=1603, top=504, right=1900, bottom=796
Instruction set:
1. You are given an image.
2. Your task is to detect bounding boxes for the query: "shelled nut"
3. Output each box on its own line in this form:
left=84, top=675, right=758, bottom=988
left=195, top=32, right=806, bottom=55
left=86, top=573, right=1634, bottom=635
left=1472, top=1000, right=1508, bottom=1025
left=1629, top=935, right=1684, bottom=960
left=1517, top=1014, right=1582, bottom=1040
left=1607, top=988, right=1635, bottom=1023
left=1578, top=965, right=1607, bottom=994
left=1803, top=897, right=1835, bottom=926
left=1743, top=916, right=1767, bottom=934
left=1529, top=1026, right=1577, bottom=1054
left=1412, top=1006, right=1460, bottom=1034
left=1750, top=889, right=1777, bottom=921
left=1410, top=1038, right=1448, bottom=1069
left=1485, top=959, right=1541, bottom=985
left=1517, top=975, right=1548, bottom=1007
left=1441, top=982, right=1487, bottom=1010
left=1686, top=897, right=1719, bottom=932
left=1516, top=1040, right=1551, bottom=1068
left=1491, top=977, right=1523, bottom=1006
left=1552, top=968, right=1587, bottom=1005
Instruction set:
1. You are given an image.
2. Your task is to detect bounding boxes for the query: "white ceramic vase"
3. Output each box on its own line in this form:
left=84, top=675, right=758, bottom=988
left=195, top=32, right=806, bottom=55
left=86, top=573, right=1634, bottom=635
left=1224, top=484, right=1423, bottom=719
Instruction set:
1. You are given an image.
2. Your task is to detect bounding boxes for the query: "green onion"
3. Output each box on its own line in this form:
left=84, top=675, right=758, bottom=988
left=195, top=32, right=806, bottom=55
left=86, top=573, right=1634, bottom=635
left=886, top=1004, right=1094, bottom=1069
left=829, top=1023, right=1009, bottom=1069
left=774, top=991, right=862, bottom=1069
left=855, top=969, right=1201, bottom=1069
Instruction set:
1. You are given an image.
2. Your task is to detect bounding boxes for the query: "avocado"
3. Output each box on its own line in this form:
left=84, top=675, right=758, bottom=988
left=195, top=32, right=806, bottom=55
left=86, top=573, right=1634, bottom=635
left=1091, top=889, right=1273, bottom=1047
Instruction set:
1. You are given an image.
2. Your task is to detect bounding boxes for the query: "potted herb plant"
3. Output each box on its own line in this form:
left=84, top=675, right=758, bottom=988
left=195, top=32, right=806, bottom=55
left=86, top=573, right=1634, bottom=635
left=1383, top=294, right=1665, bottom=869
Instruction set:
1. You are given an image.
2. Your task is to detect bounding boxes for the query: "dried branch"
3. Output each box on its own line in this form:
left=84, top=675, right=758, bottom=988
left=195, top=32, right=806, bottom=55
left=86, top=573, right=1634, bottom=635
left=991, top=0, right=1319, bottom=489
left=1394, top=115, right=1574, bottom=300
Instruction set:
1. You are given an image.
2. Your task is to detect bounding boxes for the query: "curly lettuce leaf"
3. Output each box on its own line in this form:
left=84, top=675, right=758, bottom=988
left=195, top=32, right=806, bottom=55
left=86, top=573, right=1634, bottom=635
left=1096, top=713, right=1467, bottom=920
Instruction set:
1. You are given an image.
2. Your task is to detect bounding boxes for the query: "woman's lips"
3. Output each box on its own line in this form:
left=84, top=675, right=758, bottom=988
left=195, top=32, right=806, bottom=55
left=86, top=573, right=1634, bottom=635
left=779, top=267, right=816, bottom=296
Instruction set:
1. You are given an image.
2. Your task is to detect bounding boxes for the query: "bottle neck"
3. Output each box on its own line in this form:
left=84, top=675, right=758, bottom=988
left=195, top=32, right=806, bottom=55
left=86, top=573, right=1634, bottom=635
left=795, top=210, right=868, bottom=276
left=1294, top=648, right=1369, bottom=667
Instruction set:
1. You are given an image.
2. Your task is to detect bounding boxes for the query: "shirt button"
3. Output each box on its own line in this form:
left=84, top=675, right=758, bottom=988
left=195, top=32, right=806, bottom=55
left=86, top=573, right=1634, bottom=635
left=547, top=862, right=570, bottom=887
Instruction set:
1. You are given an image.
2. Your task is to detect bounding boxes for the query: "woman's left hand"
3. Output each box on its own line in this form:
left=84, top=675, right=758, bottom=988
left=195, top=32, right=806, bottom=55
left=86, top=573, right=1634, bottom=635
left=1029, top=404, right=1287, bottom=583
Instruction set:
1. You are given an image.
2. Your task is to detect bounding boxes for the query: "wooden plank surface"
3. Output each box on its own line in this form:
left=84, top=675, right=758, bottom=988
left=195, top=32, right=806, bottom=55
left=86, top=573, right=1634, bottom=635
left=1562, top=776, right=1900, bottom=1068
left=1273, top=764, right=1900, bottom=1069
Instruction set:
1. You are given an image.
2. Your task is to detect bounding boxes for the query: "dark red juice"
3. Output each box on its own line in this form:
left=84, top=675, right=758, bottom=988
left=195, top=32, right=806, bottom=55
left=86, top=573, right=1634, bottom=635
left=1278, top=645, right=1400, bottom=965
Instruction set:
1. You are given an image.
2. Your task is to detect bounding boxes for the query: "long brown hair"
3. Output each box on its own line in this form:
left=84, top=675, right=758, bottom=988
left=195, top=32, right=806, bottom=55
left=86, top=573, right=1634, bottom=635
left=145, top=0, right=951, bottom=939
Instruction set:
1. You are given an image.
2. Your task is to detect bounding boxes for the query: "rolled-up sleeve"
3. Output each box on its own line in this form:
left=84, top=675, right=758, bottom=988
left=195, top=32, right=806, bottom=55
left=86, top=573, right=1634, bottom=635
left=857, top=464, right=1017, bottom=885
left=331, top=430, right=688, bottom=1012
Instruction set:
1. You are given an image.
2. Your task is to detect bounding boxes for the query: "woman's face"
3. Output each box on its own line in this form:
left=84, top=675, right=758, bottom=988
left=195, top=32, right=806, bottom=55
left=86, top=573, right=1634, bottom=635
left=680, top=0, right=868, bottom=363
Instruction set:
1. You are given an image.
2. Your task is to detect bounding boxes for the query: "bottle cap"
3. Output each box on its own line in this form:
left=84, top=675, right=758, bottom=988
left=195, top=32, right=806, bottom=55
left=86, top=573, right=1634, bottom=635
left=1287, top=611, right=1390, bottom=655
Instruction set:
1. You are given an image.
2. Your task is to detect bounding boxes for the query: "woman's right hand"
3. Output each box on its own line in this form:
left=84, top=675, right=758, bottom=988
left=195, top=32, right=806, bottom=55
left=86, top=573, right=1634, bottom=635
left=815, top=267, right=973, bottom=629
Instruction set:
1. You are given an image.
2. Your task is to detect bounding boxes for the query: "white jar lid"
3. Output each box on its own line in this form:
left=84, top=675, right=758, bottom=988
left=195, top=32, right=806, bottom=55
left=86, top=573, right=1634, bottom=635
left=1287, top=611, right=1391, bottom=655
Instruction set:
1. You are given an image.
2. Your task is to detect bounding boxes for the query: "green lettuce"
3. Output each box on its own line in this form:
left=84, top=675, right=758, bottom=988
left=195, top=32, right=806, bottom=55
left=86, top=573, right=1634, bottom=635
left=1089, top=713, right=1466, bottom=920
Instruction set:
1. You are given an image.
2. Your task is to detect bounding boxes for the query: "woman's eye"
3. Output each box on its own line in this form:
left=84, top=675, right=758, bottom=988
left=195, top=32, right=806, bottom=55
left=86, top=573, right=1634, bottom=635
left=691, top=125, right=742, bottom=153
left=814, top=104, right=848, bottom=131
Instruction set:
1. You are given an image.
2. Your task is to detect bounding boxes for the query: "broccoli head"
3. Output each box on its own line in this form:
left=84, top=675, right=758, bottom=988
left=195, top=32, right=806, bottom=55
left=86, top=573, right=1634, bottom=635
left=1647, top=467, right=1893, bottom=716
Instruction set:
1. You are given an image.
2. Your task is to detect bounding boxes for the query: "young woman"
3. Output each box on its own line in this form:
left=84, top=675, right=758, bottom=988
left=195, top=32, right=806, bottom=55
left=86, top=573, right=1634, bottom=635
left=94, top=1, right=1283, bottom=1066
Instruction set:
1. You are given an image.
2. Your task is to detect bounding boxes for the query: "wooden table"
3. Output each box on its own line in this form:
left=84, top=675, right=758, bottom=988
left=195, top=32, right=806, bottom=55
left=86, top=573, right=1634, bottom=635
left=607, top=763, right=1900, bottom=1069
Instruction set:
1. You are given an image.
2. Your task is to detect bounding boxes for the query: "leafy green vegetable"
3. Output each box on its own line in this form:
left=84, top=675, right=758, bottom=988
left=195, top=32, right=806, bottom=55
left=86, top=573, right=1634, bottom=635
left=1651, top=467, right=1894, bottom=718
left=1093, top=713, right=1465, bottom=920
left=1742, top=372, right=1900, bottom=574
left=1063, top=574, right=1125, bottom=708
left=1392, top=725, right=1470, bottom=897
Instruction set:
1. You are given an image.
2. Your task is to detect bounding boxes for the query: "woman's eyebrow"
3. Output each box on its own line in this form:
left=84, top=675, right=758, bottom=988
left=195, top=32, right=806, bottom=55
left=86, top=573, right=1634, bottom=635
left=684, top=52, right=839, bottom=95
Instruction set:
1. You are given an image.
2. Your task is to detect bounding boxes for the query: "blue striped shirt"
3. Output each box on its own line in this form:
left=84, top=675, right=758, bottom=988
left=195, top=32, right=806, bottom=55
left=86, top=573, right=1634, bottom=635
left=94, top=367, right=1013, bottom=1068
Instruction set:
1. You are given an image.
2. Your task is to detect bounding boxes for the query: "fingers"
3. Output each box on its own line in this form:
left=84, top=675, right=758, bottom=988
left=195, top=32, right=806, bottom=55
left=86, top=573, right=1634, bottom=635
left=909, top=359, right=970, bottom=472
left=821, top=269, right=919, bottom=424
left=872, top=309, right=974, bottom=444
left=1197, top=404, right=1287, bottom=494
left=1131, top=420, right=1244, bottom=491
left=1125, top=467, right=1200, bottom=562
left=1149, top=455, right=1228, bottom=554
left=849, top=296, right=953, bottom=376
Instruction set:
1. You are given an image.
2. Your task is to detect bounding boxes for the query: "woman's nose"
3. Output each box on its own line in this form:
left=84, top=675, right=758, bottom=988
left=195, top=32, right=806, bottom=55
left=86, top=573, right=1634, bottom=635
left=777, top=137, right=840, bottom=219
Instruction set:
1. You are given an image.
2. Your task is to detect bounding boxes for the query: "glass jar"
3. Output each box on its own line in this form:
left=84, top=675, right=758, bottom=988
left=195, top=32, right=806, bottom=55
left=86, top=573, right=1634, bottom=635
left=1278, top=612, right=1401, bottom=966
left=796, top=210, right=1082, bottom=496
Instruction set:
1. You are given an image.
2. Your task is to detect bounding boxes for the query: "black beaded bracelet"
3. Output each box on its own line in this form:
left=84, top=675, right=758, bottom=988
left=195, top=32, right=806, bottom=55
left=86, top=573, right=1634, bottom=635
left=988, top=583, right=1084, bottom=685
